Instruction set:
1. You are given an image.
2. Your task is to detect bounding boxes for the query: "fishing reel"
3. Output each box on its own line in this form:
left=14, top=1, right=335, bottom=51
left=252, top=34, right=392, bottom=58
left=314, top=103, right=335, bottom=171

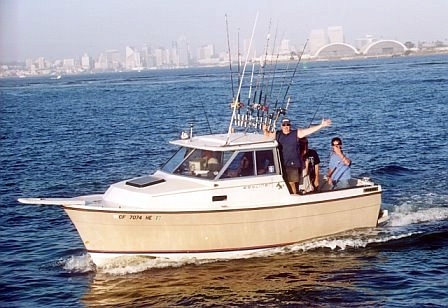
left=276, top=107, right=287, bottom=116
left=230, top=101, right=244, bottom=109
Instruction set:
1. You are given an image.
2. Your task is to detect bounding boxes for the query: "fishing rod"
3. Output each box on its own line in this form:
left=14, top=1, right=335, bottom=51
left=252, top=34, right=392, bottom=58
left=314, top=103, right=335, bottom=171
left=201, top=99, right=213, bottom=134
left=282, top=39, right=308, bottom=102
left=266, top=23, right=280, bottom=105
left=247, top=54, right=256, bottom=105
left=226, top=12, right=259, bottom=142
left=236, top=27, right=242, bottom=126
left=271, top=57, right=292, bottom=111
left=257, top=19, right=272, bottom=128
left=225, top=14, right=235, bottom=100
left=262, top=40, right=307, bottom=132
left=308, top=93, right=327, bottom=127
left=244, top=56, right=256, bottom=130
left=237, top=27, right=241, bottom=104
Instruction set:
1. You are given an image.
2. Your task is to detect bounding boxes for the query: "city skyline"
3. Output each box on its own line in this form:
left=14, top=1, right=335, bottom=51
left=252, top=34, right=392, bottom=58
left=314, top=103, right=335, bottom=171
left=1, top=0, right=447, bottom=63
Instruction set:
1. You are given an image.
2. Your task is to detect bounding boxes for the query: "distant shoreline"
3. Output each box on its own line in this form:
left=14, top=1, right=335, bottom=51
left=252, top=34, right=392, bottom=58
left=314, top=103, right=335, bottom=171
left=1, top=50, right=447, bottom=79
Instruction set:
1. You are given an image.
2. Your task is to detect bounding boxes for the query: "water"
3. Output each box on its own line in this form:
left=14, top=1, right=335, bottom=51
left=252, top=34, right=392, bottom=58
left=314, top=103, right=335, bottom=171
left=1, top=55, right=447, bottom=307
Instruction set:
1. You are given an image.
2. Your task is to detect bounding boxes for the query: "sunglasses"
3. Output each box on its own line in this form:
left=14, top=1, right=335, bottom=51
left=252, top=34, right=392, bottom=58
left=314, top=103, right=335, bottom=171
left=281, top=123, right=291, bottom=127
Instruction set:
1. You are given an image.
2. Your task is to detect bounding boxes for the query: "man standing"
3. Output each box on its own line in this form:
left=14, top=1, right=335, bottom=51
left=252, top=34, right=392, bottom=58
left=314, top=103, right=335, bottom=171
left=264, top=118, right=331, bottom=194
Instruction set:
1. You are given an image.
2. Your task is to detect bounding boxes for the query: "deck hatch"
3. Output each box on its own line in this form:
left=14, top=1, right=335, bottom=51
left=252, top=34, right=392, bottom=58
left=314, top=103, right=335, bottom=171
left=126, top=176, right=165, bottom=188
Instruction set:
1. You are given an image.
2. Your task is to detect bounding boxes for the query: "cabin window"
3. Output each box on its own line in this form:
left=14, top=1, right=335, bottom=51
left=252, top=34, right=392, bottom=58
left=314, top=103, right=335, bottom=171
left=161, top=147, right=192, bottom=173
left=220, top=149, right=277, bottom=178
left=256, top=149, right=276, bottom=175
left=222, top=151, right=255, bottom=178
left=164, top=148, right=226, bottom=179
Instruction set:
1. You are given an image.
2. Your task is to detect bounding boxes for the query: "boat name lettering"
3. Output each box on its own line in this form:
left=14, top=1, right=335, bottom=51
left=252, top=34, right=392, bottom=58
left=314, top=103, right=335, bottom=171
left=243, top=183, right=270, bottom=189
left=115, top=214, right=161, bottom=221
left=145, top=215, right=161, bottom=221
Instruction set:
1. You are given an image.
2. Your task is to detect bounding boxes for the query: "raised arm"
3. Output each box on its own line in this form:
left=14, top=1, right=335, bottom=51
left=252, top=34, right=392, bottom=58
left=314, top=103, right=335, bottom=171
left=262, top=125, right=276, bottom=138
left=297, top=119, right=332, bottom=138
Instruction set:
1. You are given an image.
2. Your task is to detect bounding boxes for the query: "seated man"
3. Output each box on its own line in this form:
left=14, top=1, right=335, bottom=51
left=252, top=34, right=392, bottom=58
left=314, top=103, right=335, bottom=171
left=327, top=137, right=352, bottom=189
left=202, top=150, right=221, bottom=178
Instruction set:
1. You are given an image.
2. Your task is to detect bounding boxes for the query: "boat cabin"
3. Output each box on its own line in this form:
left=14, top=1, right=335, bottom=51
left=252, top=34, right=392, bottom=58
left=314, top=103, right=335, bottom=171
left=161, top=132, right=281, bottom=181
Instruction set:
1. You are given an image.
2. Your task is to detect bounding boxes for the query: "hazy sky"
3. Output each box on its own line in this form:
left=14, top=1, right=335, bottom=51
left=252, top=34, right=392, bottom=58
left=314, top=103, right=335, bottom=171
left=1, top=0, right=447, bottom=62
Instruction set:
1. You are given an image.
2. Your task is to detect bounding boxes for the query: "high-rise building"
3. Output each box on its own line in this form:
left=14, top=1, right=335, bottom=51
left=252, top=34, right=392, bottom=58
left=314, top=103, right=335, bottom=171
left=309, top=29, right=327, bottom=55
left=153, top=48, right=165, bottom=67
left=327, top=26, right=344, bottom=44
left=177, top=36, right=190, bottom=67
left=280, top=39, right=291, bottom=55
left=125, top=46, right=142, bottom=70
left=197, top=44, right=214, bottom=60
left=308, top=26, right=345, bottom=56
left=81, top=53, right=92, bottom=70
left=95, top=50, right=121, bottom=71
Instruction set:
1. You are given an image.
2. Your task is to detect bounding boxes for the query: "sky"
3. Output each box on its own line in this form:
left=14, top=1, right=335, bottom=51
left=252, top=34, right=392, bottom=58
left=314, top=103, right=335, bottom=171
left=1, top=0, right=447, bottom=62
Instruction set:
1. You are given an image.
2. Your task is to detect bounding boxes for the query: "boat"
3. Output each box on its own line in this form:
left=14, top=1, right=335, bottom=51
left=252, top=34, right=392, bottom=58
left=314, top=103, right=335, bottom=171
left=18, top=21, right=389, bottom=268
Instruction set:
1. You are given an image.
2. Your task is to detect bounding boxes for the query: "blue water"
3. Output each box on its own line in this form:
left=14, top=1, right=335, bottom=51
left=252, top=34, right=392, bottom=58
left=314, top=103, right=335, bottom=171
left=1, top=55, right=447, bottom=307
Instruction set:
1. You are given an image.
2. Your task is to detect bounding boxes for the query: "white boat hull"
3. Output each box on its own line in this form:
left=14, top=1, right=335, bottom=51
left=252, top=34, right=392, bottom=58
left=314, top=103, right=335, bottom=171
left=62, top=187, right=382, bottom=267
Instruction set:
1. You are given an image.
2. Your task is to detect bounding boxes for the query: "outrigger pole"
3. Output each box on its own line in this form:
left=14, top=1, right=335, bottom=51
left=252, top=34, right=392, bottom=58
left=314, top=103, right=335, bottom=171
left=226, top=12, right=259, bottom=144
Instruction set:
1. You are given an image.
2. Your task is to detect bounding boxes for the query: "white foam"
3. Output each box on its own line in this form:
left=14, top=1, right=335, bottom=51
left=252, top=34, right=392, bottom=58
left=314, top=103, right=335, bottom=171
left=389, top=205, right=448, bottom=227
left=62, top=254, right=95, bottom=273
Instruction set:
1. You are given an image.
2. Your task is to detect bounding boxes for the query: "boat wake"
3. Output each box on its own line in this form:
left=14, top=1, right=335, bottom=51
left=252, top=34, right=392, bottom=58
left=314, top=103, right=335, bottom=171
left=389, top=203, right=448, bottom=227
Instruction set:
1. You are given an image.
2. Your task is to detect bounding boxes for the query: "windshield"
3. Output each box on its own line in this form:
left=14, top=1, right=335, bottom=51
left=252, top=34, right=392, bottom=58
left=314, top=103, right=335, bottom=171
left=162, top=148, right=226, bottom=179
left=161, top=147, right=278, bottom=180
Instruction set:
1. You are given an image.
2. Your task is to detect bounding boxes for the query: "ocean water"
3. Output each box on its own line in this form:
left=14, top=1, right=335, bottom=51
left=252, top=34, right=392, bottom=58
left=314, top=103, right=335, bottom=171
left=1, top=55, right=447, bottom=307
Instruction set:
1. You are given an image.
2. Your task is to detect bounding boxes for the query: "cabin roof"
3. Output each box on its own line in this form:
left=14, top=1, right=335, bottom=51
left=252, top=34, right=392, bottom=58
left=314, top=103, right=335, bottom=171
left=170, top=132, right=277, bottom=151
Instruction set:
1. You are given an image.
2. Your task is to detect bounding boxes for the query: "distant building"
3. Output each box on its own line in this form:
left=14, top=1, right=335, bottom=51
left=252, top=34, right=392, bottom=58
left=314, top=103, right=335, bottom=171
left=309, top=29, right=327, bottom=55
left=95, top=49, right=121, bottom=71
left=63, top=58, right=76, bottom=71
left=153, top=48, right=166, bottom=67
left=279, top=39, right=291, bottom=55
left=81, top=53, right=93, bottom=70
left=327, top=26, right=344, bottom=44
left=177, top=36, right=190, bottom=67
left=309, top=26, right=346, bottom=57
left=314, top=43, right=358, bottom=59
left=125, top=46, right=142, bottom=70
left=197, top=44, right=217, bottom=65
left=355, top=35, right=376, bottom=50
left=362, top=40, right=407, bottom=56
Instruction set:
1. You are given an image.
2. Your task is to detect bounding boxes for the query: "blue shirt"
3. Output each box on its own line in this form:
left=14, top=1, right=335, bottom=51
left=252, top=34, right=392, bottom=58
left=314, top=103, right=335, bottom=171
left=329, top=152, right=351, bottom=181
left=276, top=129, right=301, bottom=168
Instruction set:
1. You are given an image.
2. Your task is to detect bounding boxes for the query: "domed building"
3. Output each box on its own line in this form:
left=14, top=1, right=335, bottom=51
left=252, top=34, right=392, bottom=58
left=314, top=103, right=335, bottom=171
left=313, top=43, right=359, bottom=59
left=362, top=40, right=407, bottom=56
left=311, top=40, right=407, bottom=59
